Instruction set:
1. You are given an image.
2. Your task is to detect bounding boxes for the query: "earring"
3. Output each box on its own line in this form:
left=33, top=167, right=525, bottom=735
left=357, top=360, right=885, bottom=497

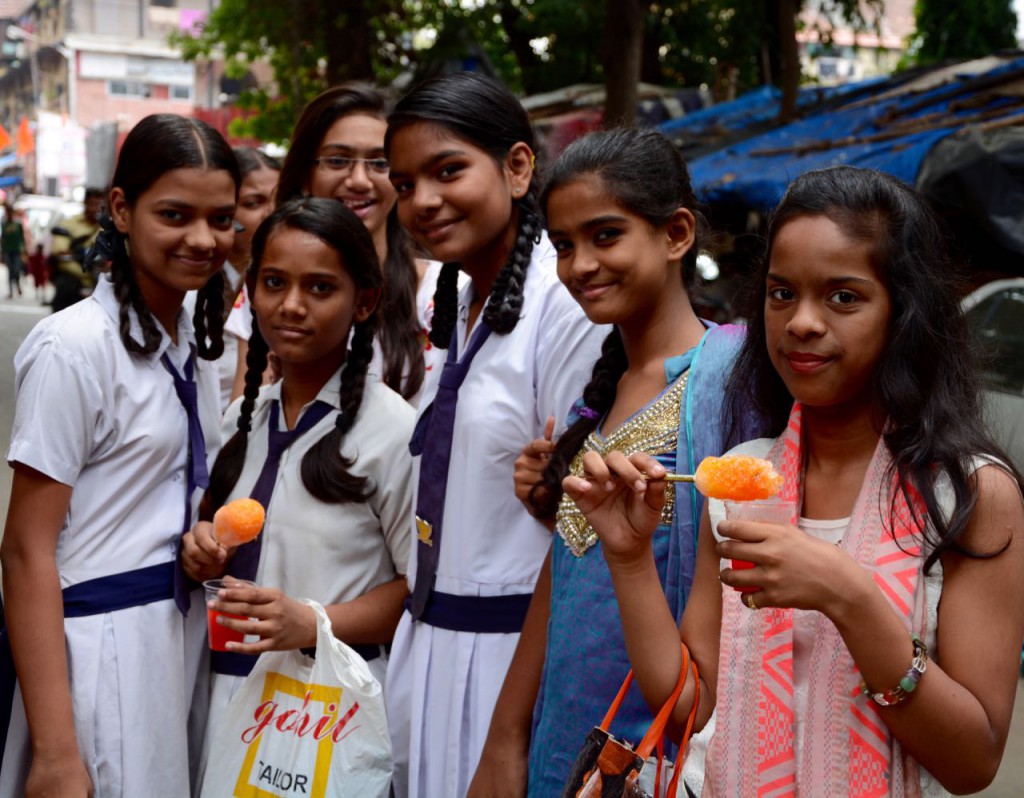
left=513, top=186, right=522, bottom=196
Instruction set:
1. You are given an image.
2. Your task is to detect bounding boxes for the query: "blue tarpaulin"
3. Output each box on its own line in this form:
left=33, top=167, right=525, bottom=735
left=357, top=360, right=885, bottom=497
left=659, top=79, right=885, bottom=140
left=687, top=57, right=1024, bottom=211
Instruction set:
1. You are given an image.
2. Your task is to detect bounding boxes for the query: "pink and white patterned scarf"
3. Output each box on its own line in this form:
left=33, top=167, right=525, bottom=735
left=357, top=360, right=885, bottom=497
left=705, top=403, right=928, bottom=798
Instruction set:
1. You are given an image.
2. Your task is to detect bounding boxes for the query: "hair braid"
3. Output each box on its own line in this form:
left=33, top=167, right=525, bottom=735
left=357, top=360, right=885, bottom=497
left=301, top=317, right=376, bottom=503
left=237, top=317, right=270, bottom=434
left=529, top=329, right=627, bottom=519
left=202, top=314, right=269, bottom=515
left=483, top=204, right=540, bottom=335
left=194, top=270, right=226, bottom=360
left=428, top=261, right=462, bottom=348
left=109, top=234, right=164, bottom=355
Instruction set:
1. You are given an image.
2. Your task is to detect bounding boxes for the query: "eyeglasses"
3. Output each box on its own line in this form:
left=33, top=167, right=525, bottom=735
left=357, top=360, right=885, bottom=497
left=313, top=155, right=390, bottom=175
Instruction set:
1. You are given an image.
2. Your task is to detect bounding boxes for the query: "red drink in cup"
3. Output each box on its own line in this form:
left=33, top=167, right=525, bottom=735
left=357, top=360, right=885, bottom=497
left=722, top=499, right=796, bottom=593
left=203, top=578, right=255, bottom=651
left=206, top=607, right=247, bottom=651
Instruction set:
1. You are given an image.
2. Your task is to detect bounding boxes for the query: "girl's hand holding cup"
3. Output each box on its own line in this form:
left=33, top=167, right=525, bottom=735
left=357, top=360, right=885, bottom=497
left=716, top=506, right=858, bottom=614
left=718, top=498, right=797, bottom=594
left=205, top=579, right=319, bottom=653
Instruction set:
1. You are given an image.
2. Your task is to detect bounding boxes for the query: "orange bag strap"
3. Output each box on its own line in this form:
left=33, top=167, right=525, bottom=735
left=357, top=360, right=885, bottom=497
left=596, top=642, right=700, bottom=798
left=665, top=658, right=700, bottom=797
left=635, top=643, right=690, bottom=760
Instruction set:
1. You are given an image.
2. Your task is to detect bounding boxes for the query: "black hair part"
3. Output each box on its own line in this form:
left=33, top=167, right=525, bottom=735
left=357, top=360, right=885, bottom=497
left=530, top=128, right=706, bottom=518
left=279, top=82, right=423, bottom=400
left=108, top=114, right=240, bottom=360
left=232, top=146, right=281, bottom=177
left=726, top=165, right=1024, bottom=571
left=387, top=71, right=541, bottom=347
left=84, top=187, right=106, bottom=201
left=204, top=197, right=383, bottom=512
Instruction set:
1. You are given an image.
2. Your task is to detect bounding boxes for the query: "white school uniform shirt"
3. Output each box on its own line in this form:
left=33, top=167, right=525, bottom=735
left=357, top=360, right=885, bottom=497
left=2, top=273, right=221, bottom=798
left=199, top=369, right=415, bottom=784
left=212, top=373, right=413, bottom=678
left=385, top=235, right=609, bottom=798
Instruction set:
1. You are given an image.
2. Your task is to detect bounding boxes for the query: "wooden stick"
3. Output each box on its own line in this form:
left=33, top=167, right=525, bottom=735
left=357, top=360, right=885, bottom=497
left=642, top=473, right=695, bottom=483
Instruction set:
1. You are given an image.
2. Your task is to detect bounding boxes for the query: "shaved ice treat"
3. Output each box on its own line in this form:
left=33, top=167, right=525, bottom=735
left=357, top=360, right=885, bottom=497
left=213, top=498, right=265, bottom=547
left=694, top=455, right=783, bottom=501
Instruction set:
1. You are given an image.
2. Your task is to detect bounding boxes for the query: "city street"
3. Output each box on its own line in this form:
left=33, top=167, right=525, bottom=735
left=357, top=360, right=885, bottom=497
left=0, top=280, right=1022, bottom=794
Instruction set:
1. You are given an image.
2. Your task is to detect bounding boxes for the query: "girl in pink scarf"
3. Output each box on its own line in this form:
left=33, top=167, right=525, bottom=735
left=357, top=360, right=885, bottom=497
left=563, top=167, right=1024, bottom=796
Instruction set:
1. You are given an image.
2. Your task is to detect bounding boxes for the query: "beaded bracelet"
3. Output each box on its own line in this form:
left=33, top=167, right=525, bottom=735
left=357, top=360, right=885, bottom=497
left=859, top=634, right=928, bottom=707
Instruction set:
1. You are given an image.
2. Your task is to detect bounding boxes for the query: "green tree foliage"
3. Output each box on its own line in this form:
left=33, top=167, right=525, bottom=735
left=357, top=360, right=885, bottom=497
left=173, top=0, right=885, bottom=140
left=911, top=0, right=1018, bottom=64
left=173, top=0, right=412, bottom=142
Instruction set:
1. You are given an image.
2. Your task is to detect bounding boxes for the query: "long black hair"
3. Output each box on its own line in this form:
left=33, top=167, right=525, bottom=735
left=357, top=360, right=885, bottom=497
left=386, top=71, right=542, bottom=347
left=530, top=128, right=706, bottom=519
left=106, top=114, right=239, bottom=360
left=205, top=197, right=383, bottom=512
left=726, top=165, right=1024, bottom=571
left=278, top=83, right=424, bottom=401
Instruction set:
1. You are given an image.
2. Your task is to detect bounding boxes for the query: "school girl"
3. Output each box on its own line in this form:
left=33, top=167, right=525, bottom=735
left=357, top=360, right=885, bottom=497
left=222, top=146, right=281, bottom=407
left=381, top=72, right=608, bottom=798
left=1, top=114, right=237, bottom=798
left=277, top=83, right=437, bottom=406
left=468, top=128, right=760, bottom=797
left=179, top=197, right=415, bottom=763
left=565, top=167, right=1024, bottom=795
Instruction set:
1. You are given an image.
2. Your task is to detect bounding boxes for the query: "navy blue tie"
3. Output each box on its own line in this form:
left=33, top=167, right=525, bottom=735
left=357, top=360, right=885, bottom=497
left=161, top=350, right=209, bottom=615
left=227, top=399, right=334, bottom=581
left=408, top=322, right=492, bottom=620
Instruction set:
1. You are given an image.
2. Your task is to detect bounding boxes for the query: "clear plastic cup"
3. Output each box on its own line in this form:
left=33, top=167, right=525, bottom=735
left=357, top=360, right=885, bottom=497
left=204, top=577, right=255, bottom=651
left=722, top=498, right=796, bottom=592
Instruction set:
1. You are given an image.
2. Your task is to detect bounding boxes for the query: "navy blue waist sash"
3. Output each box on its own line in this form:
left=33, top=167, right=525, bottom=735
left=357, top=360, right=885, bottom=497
left=0, top=561, right=178, bottom=765
left=405, top=590, right=532, bottom=634
left=212, top=642, right=389, bottom=677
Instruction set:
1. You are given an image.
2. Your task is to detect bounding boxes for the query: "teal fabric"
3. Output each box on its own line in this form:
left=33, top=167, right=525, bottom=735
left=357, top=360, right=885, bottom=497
left=528, top=323, right=754, bottom=797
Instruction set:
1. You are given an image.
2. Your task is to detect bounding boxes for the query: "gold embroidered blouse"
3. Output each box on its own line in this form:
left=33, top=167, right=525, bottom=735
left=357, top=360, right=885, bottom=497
left=556, top=372, right=689, bottom=557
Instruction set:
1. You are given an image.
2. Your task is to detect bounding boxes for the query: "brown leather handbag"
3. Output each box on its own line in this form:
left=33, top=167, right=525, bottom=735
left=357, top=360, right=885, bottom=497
left=560, top=643, right=700, bottom=798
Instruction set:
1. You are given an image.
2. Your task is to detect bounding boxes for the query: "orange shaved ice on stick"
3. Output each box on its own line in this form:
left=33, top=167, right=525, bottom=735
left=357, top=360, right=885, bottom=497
left=213, top=498, right=265, bottom=547
left=694, top=455, right=783, bottom=501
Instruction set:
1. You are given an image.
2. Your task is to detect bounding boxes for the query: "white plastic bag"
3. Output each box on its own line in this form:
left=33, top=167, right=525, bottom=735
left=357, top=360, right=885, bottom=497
left=200, top=600, right=392, bottom=798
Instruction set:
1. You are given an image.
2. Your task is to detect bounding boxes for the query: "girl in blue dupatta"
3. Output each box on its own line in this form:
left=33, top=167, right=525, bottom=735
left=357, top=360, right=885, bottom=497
left=468, top=128, right=762, bottom=797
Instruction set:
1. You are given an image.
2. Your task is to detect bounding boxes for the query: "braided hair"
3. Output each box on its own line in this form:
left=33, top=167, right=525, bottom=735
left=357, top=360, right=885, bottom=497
left=529, top=128, right=707, bottom=519
left=278, top=83, right=424, bottom=401
left=204, top=197, right=384, bottom=513
left=105, top=114, right=240, bottom=360
left=386, top=72, right=542, bottom=348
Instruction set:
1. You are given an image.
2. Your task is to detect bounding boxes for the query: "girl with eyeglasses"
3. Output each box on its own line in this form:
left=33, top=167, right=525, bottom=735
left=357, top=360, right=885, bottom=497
left=277, top=83, right=439, bottom=407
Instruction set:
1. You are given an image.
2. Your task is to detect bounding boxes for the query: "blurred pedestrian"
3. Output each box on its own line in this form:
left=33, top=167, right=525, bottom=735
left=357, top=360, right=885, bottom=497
left=2, top=203, right=25, bottom=298
left=26, top=243, right=47, bottom=302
